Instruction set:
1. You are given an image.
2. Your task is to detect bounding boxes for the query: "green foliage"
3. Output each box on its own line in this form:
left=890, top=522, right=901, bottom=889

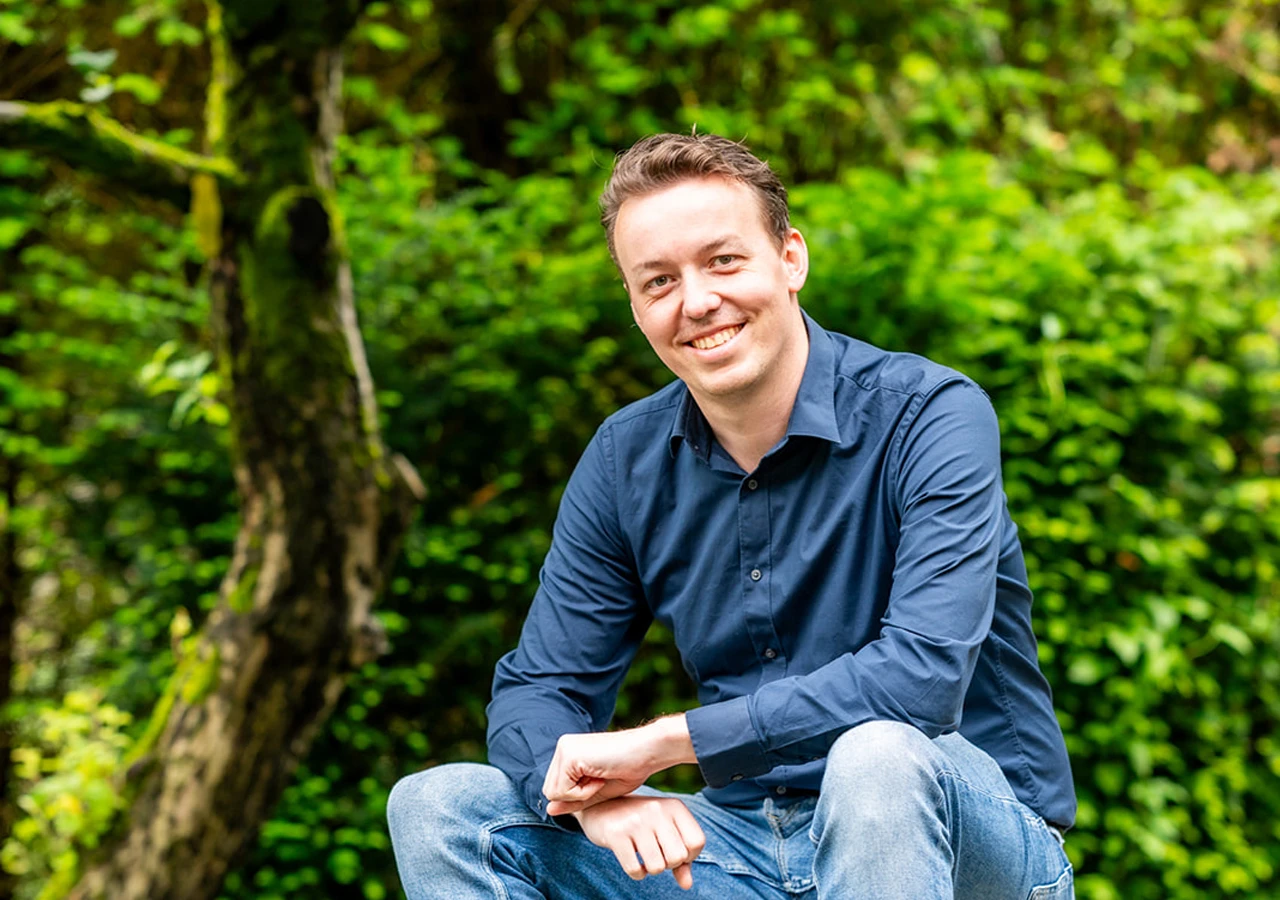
left=1, top=689, right=131, bottom=900
left=472, top=0, right=1280, bottom=187
left=3, top=1, right=1279, bottom=899
left=0, top=141, right=234, bottom=896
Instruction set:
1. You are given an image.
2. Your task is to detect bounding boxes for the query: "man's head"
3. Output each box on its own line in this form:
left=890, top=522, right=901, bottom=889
left=600, top=133, right=790, bottom=268
left=602, top=133, right=810, bottom=409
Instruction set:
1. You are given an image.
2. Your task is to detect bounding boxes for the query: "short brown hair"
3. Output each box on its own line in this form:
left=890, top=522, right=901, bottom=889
left=600, top=133, right=790, bottom=265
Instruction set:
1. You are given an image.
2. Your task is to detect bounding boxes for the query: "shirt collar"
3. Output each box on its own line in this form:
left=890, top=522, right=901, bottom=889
left=668, top=309, right=842, bottom=460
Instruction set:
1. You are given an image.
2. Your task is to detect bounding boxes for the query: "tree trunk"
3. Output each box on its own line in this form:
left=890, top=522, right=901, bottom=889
left=64, top=4, right=422, bottom=898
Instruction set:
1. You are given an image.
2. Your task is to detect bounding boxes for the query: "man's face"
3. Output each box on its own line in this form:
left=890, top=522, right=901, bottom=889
left=613, top=176, right=809, bottom=404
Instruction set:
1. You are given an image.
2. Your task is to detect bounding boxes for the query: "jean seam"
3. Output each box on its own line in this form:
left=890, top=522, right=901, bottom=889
left=1028, top=862, right=1074, bottom=899
left=936, top=766, right=1028, bottom=811
left=478, top=826, right=508, bottom=900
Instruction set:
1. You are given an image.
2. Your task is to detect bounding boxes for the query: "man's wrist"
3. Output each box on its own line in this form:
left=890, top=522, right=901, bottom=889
left=642, top=713, right=698, bottom=771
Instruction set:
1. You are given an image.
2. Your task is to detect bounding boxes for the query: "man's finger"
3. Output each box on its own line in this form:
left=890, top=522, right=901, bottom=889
left=673, top=806, right=707, bottom=859
left=672, top=862, right=694, bottom=890
left=633, top=831, right=667, bottom=876
left=545, top=779, right=633, bottom=814
left=545, top=799, right=585, bottom=816
left=654, top=821, right=692, bottom=872
left=611, top=841, right=645, bottom=881
left=544, top=777, right=604, bottom=802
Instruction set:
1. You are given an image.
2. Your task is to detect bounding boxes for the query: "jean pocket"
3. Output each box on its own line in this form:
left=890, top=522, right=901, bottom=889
left=1028, top=864, right=1073, bottom=899
left=1029, top=865, right=1070, bottom=900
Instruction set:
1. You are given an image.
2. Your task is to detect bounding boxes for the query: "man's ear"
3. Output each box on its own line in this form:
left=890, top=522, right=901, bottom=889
left=783, top=228, right=809, bottom=294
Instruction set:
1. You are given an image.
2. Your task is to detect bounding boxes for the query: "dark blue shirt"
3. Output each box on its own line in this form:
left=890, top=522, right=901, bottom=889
left=487, top=312, right=1076, bottom=829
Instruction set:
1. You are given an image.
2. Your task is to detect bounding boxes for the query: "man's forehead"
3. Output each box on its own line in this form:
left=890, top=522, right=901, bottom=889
left=615, top=178, right=770, bottom=257
left=616, top=175, right=754, bottom=217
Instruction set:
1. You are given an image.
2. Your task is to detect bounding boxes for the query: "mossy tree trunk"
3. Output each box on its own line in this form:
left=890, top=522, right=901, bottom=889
left=3, top=2, right=421, bottom=898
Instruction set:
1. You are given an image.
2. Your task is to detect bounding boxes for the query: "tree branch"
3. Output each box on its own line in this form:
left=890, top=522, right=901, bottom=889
left=0, top=100, right=240, bottom=209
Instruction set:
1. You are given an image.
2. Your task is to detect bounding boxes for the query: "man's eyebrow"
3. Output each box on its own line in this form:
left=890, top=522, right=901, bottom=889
left=629, top=237, right=747, bottom=279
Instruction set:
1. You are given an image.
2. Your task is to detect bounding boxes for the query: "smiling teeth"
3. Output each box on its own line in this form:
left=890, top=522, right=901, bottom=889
left=691, top=326, right=742, bottom=350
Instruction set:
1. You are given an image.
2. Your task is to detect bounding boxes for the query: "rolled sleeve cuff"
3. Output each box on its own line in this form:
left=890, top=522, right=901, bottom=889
left=686, top=696, right=771, bottom=788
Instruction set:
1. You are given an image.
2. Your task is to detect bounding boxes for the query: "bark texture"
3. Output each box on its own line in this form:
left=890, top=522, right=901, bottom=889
left=57, top=2, right=422, bottom=898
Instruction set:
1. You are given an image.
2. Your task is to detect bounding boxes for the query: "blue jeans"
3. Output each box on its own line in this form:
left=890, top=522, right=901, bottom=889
left=388, top=721, right=1073, bottom=899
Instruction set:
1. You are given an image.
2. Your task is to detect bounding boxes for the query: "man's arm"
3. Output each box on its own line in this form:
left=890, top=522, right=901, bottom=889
left=485, top=427, right=651, bottom=820
left=486, top=425, right=714, bottom=888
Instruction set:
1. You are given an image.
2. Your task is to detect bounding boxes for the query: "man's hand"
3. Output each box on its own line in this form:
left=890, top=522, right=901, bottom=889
left=575, top=795, right=707, bottom=890
left=543, top=714, right=697, bottom=816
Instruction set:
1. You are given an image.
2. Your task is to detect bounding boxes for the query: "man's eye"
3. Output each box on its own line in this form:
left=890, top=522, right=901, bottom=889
left=648, top=275, right=671, bottom=290
left=713, top=255, right=737, bottom=266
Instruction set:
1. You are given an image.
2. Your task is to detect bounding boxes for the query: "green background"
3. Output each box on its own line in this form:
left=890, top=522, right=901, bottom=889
left=2, top=0, right=1278, bottom=897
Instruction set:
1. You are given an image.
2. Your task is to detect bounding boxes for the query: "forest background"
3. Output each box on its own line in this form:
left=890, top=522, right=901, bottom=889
left=1, top=0, right=1278, bottom=898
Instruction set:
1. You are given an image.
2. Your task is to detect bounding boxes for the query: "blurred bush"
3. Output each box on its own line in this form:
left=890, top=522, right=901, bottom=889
left=3, top=0, right=1278, bottom=898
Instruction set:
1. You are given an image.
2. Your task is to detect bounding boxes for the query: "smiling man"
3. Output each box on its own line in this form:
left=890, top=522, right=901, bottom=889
left=388, top=133, right=1076, bottom=899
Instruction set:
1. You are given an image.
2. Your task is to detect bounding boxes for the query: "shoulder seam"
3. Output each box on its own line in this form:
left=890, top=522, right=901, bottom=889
left=886, top=377, right=984, bottom=511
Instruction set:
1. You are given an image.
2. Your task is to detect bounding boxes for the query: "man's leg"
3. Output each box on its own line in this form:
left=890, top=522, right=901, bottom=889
left=810, top=721, right=1073, bottom=900
left=387, top=762, right=790, bottom=899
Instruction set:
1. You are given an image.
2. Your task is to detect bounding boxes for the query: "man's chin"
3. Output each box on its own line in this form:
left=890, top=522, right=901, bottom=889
left=688, top=369, right=760, bottom=401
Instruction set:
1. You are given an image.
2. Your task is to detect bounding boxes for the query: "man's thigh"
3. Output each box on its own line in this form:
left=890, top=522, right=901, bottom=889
left=928, top=732, right=1073, bottom=899
left=489, top=812, right=785, bottom=900
left=389, top=762, right=790, bottom=900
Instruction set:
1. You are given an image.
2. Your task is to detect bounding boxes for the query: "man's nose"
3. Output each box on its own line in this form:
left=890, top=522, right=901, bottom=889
left=680, top=273, right=722, bottom=319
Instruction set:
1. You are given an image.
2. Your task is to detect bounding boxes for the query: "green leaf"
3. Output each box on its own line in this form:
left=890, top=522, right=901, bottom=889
left=0, top=11, right=36, bottom=43
left=360, top=22, right=409, bottom=52
left=114, top=73, right=163, bottom=105
left=68, top=48, right=117, bottom=73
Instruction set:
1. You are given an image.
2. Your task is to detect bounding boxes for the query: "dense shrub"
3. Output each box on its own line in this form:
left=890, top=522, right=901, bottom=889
left=4, top=1, right=1277, bottom=897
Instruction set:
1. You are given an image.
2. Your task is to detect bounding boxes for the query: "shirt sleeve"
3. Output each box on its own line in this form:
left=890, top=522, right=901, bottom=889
left=685, top=380, right=1004, bottom=787
left=486, top=425, right=651, bottom=821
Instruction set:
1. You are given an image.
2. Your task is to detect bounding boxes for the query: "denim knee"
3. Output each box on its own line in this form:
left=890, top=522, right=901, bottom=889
left=387, top=762, right=515, bottom=834
left=827, top=720, right=936, bottom=772
left=821, top=721, right=940, bottom=805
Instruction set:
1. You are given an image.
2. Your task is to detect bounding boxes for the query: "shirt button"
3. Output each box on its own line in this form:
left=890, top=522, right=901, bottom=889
left=764, top=648, right=777, bottom=660
left=747, top=478, right=758, bottom=490
left=731, top=774, right=744, bottom=782
left=775, top=786, right=787, bottom=795
left=750, top=568, right=762, bottom=581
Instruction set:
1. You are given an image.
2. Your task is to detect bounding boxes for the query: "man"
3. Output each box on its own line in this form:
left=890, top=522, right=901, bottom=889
left=388, top=133, right=1076, bottom=899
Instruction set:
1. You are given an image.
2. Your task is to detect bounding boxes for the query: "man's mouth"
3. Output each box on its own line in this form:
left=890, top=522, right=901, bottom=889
left=688, top=325, right=743, bottom=351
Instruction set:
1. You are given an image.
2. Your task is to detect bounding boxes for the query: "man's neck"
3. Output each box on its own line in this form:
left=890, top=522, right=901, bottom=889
left=693, top=332, right=810, bottom=475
